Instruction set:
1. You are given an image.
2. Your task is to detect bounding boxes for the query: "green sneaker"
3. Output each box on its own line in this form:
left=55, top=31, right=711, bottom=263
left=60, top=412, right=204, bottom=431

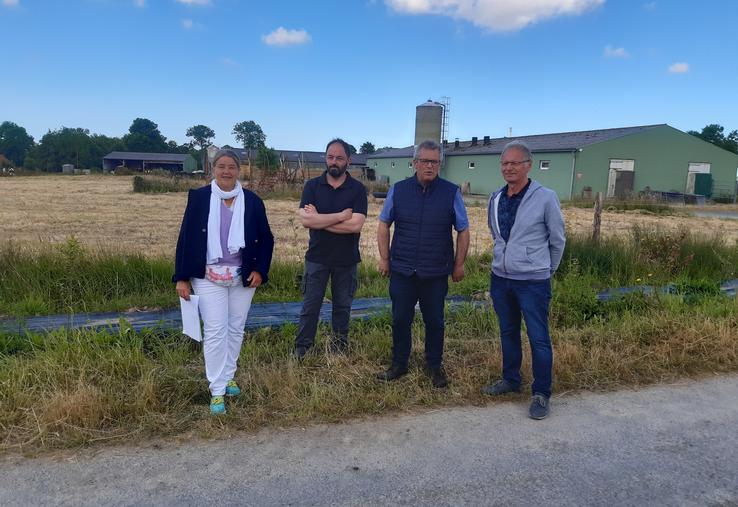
left=225, top=380, right=241, bottom=397
left=210, top=395, right=226, bottom=415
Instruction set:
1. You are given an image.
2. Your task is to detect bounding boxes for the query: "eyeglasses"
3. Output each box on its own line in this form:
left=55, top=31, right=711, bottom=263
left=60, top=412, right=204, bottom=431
left=416, top=159, right=441, bottom=167
left=500, top=159, right=530, bottom=168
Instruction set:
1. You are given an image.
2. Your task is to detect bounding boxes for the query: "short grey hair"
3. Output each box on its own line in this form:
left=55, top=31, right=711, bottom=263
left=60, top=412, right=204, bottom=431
left=501, top=140, right=532, bottom=161
left=413, top=139, right=443, bottom=160
left=213, top=148, right=241, bottom=167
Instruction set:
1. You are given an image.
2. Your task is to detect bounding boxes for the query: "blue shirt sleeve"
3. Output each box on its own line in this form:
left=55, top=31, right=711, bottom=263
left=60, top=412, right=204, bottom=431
left=453, top=189, right=469, bottom=231
left=378, top=185, right=395, bottom=224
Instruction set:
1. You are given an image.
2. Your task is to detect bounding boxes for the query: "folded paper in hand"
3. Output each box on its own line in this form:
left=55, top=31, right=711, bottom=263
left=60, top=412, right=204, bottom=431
left=179, top=295, right=201, bottom=342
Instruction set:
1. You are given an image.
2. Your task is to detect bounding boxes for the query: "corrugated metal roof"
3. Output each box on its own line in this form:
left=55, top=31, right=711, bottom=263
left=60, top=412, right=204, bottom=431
left=367, top=124, right=666, bottom=159
left=103, top=151, right=191, bottom=162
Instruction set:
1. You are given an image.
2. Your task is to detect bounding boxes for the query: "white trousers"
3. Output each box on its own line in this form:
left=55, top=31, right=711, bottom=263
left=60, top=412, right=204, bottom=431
left=191, top=277, right=256, bottom=396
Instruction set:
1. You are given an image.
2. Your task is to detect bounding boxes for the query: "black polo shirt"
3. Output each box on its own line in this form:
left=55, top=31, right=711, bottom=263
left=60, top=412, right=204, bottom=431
left=299, top=171, right=368, bottom=267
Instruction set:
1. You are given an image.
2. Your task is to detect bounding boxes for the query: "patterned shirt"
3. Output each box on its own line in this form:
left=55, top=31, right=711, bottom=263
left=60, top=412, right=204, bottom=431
left=498, top=179, right=531, bottom=242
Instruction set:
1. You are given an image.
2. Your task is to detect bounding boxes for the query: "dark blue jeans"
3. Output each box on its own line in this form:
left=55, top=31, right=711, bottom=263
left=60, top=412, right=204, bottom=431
left=389, top=272, right=448, bottom=369
left=296, top=261, right=357, bottom=349
left=490, top=274, right=553, bottom=398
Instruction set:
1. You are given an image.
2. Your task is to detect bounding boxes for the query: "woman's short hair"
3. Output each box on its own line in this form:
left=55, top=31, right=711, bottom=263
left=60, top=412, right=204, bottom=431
left=213, top=148, right=241, bottom=167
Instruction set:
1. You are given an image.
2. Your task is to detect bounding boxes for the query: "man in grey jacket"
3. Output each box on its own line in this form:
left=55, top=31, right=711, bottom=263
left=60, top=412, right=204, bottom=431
left=483, top=140, right=566, bottom=420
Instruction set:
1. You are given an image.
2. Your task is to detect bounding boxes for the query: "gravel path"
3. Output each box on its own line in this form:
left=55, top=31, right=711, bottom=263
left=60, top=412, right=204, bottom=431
left=2, top=374, right=737, bottom=506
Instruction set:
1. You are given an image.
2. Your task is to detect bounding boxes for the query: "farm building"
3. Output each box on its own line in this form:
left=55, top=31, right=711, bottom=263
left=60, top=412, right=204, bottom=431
left=367, top=107, right=738, bottom=202
left=103, top=152, right=198, bottom=173
left=213, top=147, right=369, bottom=181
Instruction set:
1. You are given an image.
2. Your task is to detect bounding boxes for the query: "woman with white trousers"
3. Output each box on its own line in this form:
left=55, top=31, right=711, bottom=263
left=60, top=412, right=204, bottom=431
left=174, top=149, right=274, bottom=415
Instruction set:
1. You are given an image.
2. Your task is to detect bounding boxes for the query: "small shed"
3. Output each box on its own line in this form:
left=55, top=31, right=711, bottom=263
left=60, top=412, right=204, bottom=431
left=103, top=151, right=197, bottom=173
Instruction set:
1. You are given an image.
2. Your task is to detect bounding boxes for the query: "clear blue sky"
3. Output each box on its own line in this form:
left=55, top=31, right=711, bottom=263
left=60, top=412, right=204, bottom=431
left=2, top=0, right=736, bottom=151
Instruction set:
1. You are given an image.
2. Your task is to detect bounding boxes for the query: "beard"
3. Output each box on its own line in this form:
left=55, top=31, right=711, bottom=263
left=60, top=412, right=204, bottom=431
left=327, top=164, right=347, bottom=178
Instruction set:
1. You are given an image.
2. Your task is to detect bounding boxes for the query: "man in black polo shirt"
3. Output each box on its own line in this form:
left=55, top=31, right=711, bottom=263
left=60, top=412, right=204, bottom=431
left=294, top=138, right=368, bottom=358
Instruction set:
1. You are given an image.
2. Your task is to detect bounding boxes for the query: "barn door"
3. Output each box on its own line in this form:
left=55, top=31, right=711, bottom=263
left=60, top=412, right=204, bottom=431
left=614, top=171, right=635, bottom=198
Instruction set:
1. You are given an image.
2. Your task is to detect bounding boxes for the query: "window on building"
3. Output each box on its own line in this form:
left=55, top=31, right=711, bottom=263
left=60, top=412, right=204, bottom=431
left=688, top=162, right=711, bottom=174
left=539, top=160, right=550, bottom=171
left=609, top=159, right=635, bottom=171
left=468, top=161, right=475, bottom=169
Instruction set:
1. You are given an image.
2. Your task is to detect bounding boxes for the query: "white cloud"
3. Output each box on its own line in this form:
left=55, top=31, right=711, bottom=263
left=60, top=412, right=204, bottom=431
left=133, top=0, right=144, bottom=6
left=181, top=19, right=194, bottom=29
left=385, top=0, right=605, bottom=32
left=262, top=27, right=312, bottom=47
left=643, top=2, right=656, bottom=10
left=2, top=0, right=20, bottom=7
left=176, top=0, right=212, bottom=6
left=668, top=62, right=689, bottom=73
left=604, top=45, right=628, bottom=58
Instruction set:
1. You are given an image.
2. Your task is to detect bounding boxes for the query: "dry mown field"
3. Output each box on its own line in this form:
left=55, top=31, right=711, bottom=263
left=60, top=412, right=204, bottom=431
left=2, top=175, right=738, bottom=261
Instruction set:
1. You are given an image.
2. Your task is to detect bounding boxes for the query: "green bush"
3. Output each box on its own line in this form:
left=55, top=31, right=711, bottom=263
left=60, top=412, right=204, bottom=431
left=132, top=175, right=201, bottom=193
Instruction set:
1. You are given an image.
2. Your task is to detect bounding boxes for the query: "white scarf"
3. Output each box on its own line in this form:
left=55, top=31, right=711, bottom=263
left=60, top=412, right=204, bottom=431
left=206, top=179, right=246, bottom=265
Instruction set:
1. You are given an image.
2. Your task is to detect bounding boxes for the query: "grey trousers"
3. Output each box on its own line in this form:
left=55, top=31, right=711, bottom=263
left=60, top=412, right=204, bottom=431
left=295, top=261, right=358, bottom=349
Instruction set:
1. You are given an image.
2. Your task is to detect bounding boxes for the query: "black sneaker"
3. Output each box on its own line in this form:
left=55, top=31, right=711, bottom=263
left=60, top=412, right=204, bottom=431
left=293, top=346, right=309, bottom=360
left=375, top=365, right=408, bottom=382
left=481, top=379, right=521, bottom=396
left=528, top=393, right=550, bottom=420
left=428, top=367, right=449, bottom=389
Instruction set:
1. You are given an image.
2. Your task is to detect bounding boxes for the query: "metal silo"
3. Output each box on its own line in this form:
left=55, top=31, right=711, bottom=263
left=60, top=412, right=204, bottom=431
left=414, top=99, right=444, bottom=146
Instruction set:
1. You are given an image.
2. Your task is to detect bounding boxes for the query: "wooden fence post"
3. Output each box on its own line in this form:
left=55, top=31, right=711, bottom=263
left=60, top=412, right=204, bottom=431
left=592, top=192, right=603, bottom=243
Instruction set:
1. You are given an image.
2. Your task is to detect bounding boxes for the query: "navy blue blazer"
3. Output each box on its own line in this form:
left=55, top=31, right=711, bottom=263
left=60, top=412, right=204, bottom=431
left=173, top=185, right=275, bottom=285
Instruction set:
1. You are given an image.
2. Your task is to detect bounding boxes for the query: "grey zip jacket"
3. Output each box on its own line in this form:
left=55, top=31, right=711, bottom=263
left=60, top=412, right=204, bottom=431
left=487, top=180, right=566, bottom=280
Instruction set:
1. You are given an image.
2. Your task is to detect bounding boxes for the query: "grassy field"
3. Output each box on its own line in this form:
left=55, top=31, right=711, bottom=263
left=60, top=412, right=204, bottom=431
left=2, top=174, right=738, bottom=454
left=2, top=175, right=738, bottom=261
left=2, top=284, right=736, bottom=453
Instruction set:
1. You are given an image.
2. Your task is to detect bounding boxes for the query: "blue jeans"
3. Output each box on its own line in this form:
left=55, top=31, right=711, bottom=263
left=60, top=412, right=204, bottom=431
left=490, top=274, right=553, bottom=398
left=389, top=272, right=448, bottom=369
left=296, top=261, right=357, bottom=349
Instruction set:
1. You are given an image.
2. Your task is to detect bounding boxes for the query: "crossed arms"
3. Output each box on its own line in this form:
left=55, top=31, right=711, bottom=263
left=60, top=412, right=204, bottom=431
left=298, top=204, right=366, bottom=234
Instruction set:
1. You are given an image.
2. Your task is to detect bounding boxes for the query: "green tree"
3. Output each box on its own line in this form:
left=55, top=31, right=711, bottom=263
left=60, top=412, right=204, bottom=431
left=24, top=127, right=89, bottom=170
left=23, top=128, right=122, bottom=171
left=123, top=118, right=168, bottom=152
left=360, top=141, right=376, bottom=154
left=186, top=125, right=215, bottom=172
left=186, top=124, right=215, bottom=151
left=688, top=124, right=738, bottom=154
left=256, top=145, right=279, bottom=173
left=232, top=120, right=266, bottom=150
left=0, top=121, right=34, bottom=166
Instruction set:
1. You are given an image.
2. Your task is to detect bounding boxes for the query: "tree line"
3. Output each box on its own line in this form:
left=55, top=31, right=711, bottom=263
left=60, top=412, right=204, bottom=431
left=687, top=124, right=738, bottom=155
left=0, top=118, right=378, bottom=171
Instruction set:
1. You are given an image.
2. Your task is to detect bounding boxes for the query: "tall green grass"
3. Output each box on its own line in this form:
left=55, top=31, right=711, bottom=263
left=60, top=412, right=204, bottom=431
left=2, top=288, right=736, bottom=453
left=2, top=227, right=737, bottom=318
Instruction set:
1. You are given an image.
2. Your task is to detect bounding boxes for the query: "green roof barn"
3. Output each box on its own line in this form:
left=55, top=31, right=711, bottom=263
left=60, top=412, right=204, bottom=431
left=367, top=124, right=738, bottom=201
